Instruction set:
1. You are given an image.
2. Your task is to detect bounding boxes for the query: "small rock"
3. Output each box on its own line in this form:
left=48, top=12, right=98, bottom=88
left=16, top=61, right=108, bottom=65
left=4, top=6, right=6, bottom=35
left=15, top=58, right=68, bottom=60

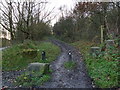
left=27, top=62, right=50, bottom=74
left=19, top=85, right=22, bottom=87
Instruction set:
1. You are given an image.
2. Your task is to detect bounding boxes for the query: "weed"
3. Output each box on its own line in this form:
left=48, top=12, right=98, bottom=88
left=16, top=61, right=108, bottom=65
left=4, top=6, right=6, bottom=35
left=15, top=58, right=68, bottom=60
left=64, top=61, right=76, bottom=69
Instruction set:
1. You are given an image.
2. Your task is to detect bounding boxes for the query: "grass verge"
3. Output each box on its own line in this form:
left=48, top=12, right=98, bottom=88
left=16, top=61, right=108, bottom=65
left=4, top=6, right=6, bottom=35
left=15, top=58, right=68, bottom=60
left=71, top=40, right=119, bottom=88
left=2, top=40, right=60, bottom=71
left=15, top=71, right=51, bottom=87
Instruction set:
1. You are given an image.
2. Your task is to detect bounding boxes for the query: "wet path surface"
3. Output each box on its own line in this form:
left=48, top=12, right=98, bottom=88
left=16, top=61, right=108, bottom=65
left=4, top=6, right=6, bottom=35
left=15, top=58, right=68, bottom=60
left=41, top=39, right=93, bottom=88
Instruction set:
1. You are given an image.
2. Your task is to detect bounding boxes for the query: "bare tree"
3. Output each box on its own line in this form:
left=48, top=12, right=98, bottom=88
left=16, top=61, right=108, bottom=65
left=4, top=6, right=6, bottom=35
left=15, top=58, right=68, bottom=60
left=0, top=0, right=55, bottom=40
left=0, top=0, right=15, bottom=40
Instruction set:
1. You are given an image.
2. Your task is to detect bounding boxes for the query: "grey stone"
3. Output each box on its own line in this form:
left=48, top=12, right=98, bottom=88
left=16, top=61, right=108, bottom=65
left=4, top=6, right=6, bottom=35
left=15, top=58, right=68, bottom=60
left=106, top=40, right=115, bottom=49
left=27, top=62, right=50, bottom=74
left=90, top=47, right=100, bottom=56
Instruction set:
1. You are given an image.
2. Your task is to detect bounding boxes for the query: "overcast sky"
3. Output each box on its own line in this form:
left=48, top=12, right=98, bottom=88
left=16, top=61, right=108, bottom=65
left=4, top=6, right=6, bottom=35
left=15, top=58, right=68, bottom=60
left=46, top=0, right=75, bottom=25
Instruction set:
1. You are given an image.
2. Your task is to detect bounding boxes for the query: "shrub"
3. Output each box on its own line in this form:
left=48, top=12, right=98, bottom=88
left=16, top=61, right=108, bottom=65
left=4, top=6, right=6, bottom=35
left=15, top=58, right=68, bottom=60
left=85, top=44, right=119, bottom=88
left=72, top=41, right=119, bottom=88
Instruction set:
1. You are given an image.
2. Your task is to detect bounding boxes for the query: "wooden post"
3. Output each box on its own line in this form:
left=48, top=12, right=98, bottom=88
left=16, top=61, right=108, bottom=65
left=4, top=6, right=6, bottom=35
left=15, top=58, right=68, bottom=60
left=42, top=51, right=46, bottom=60
left=101, top=25, right=104, bottom=44
left=68, top=50, right=72, bottom=61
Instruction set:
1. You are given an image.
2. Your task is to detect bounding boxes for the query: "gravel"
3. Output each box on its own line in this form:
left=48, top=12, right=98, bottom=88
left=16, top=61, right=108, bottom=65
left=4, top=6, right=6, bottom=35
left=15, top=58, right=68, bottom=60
left=2, top=70, right=26, bottom=88
left=40, top=39, right=93, bottom=88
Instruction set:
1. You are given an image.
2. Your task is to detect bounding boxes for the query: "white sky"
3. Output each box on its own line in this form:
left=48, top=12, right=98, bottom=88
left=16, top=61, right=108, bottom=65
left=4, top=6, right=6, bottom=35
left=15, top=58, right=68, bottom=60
left=46, top=0, right=75, bottom=26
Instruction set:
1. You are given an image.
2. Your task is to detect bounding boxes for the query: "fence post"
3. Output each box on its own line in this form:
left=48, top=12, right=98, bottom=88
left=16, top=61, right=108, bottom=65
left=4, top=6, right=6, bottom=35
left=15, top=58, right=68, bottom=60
left=42, top=51, right=46, bottom=60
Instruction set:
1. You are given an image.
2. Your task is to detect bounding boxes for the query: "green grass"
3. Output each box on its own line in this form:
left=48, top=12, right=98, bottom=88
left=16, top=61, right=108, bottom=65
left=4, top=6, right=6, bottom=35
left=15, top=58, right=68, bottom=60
left=2, top=40, right=59, bottom=87
left=71, top=40, right=119, bottom=88
left=15, top=71, right=51, bottom=87
left=2, top=40, right=60, bottom=71
left=64, top=61, right=76, bottom=69
left=71, top=40, right=97, bottom=55
left=86, top=55, right=119, bottom=88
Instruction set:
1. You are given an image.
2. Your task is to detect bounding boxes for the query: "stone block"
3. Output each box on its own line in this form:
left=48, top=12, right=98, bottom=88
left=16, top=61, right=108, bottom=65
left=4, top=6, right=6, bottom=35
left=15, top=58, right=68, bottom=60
left=90, top=47, right=100, bottom=56
left=106, top=40, right=115, bottom=49
left=27, top=62, right=50, bottom=74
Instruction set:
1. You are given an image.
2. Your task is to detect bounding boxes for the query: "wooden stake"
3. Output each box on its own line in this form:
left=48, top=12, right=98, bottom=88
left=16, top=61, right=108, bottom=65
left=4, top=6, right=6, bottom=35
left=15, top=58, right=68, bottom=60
left=101, top=25, right=104, bottom=44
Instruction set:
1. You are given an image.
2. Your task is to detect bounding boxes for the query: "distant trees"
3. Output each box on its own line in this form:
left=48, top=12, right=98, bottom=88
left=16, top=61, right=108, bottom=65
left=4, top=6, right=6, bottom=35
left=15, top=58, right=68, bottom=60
left=29, top=22, right=51, bottom=40
left=53, top=16, right=75, bottom=42
left=0, top=0, right=53, bottom=41
left=1, top=1, right=119, bottom=43
left=53, top=2, right=120, bottom=43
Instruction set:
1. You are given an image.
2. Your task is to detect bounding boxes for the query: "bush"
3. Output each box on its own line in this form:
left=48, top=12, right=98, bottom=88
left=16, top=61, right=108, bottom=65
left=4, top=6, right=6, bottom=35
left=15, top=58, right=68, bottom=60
left=21, top=49, right=38, bottom=58
left=29, top=22, right=51, bottom=40
left=15, top=22, right=51, bottom=41
left=19, top=40, right=37, bottom=49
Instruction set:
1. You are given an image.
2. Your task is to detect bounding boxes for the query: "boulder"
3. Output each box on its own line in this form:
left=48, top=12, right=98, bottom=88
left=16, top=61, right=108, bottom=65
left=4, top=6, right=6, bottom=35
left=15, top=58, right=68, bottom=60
left=106, top=40, right=115, bottom=49
left=27, top=62, right=50, bottom=74
left=90, top=47, right=100, bottom=56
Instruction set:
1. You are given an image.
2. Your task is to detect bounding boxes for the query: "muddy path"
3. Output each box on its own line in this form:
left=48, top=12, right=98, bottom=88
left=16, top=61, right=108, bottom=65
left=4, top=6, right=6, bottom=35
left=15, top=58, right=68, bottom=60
left=2, top=39, right=93, bottom=88
left=41, top=39, right=93, bottom=88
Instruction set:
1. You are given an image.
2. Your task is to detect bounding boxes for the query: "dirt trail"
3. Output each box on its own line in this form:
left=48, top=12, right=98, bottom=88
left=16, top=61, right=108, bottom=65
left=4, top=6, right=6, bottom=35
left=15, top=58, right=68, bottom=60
left=41, top=39, right=93, bottom=88
left=2, top=39, right=93, bottom=88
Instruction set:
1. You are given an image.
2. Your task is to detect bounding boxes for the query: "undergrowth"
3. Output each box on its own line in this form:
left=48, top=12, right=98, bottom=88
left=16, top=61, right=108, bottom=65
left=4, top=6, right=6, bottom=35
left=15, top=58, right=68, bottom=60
left=15, top=71, right=51, bottom=87
left=72, top=40, right=119, bottom=88
left=64, top=61, right=76, bottom=69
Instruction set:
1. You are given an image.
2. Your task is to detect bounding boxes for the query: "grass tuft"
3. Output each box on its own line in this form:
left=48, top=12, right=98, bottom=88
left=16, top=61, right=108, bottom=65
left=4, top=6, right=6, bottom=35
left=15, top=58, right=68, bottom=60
left=15, top=71, right=51, bottom=87
left=64, top=61, right=76, bottom=69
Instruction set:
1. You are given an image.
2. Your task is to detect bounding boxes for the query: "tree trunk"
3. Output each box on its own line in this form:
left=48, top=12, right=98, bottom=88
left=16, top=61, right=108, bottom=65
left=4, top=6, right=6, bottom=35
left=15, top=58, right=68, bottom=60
left=10, top=32, right=14, bottom=40
left=117, top=3, right=120, bottom=36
